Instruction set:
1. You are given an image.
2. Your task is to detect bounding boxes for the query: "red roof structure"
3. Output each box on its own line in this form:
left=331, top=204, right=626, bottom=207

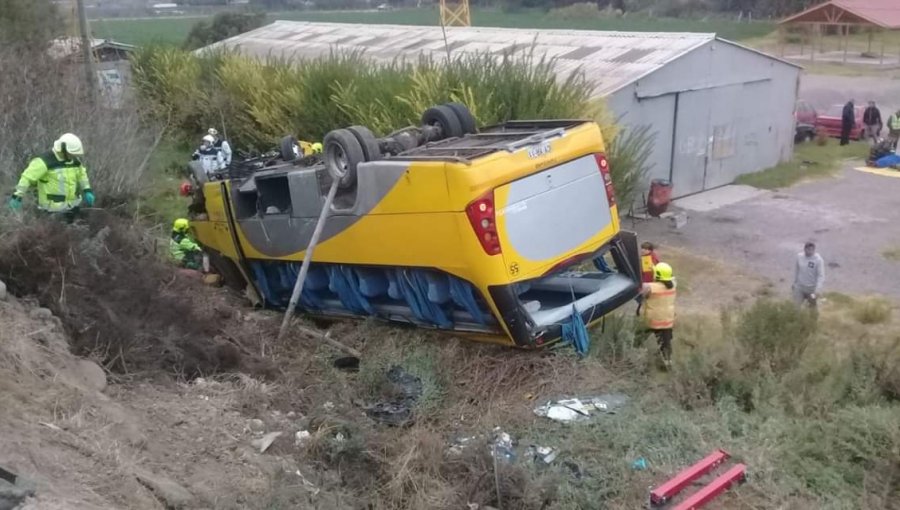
left=780, top=0, right=900, bottom=29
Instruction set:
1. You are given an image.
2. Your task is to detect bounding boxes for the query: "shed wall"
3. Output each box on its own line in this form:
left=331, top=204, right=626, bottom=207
left=607, top=40, right=800, bottom=200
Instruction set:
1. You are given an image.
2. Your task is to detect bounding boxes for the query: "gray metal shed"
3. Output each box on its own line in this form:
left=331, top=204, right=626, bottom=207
left=206, top=21, right=802, bottom=199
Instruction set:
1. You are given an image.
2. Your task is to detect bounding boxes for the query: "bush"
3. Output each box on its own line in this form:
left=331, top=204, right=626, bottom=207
left=852, top=299, right=892, bottom=325
left=736, top=300, right=816, bottom=373
left=183, top=11, right=267, bottom=50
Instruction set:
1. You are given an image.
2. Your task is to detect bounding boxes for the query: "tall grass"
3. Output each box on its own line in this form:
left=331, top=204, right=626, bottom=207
left=133, top=46, right=651, bottom=205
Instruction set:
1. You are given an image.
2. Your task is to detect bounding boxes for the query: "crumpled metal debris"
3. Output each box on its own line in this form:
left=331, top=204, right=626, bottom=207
left=533, top=394, right=629, bottom=422
left=526, top=445, right=559, bottom=465
left=491, top=427, right=516, bottom=462
left=364, top=366, right=423, bottom=427
left=450, top=428, right=563, bottom=467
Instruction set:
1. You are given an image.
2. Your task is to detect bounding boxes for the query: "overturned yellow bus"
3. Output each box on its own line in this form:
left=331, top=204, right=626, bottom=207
left=184, top=103, right=641, bottom=347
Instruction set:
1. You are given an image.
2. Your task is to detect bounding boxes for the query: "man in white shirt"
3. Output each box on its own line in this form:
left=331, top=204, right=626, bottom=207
left=793, top=242, right=825, bottom=314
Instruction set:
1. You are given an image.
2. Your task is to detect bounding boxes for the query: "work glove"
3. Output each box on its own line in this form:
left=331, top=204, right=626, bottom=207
left=83, top=190, right=95, bottom=207
left=8, top=196, right=21, bottom=210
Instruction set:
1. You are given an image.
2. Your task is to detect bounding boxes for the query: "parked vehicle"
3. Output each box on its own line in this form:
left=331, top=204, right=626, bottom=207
left=815, top=104, right=864, bottom=140
left=794, top=100, right=818, bottom=143
left=795, top=100, right=818, bottom=126
left=183, top=104, right=642, bottom=348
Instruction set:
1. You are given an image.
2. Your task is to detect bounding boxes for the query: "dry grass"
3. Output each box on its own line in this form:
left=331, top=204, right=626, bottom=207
left=852, top=299, right=893, bottom=325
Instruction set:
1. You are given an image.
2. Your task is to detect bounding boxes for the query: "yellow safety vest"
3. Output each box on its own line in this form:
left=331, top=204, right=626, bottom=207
left=14, top=151, right=91, bottom=212
left=890, top=115, right=900, bottom=131
left=643, top=281, right=676, bottom=329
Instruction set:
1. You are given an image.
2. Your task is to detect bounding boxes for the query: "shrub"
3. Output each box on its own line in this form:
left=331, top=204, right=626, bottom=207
left=736, top=300, right=816, bottom=373
left=183, top=11, right=267, bottom=50
left=852, top=299, right=891, bottom=325
left=607, top=124, right=653, bottom=211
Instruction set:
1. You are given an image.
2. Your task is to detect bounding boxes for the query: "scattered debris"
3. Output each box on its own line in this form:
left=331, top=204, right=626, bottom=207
left=322, top=401, right=335, bottom=411
left=491, top=427, right=516, bottom=463
left=248, top=418, right=265, bottom=433
left=365, top=402, right=413, bottom=427
left=294, top=469, right=320, bottom=495
left=534, top=394, right=629, bottom=422
left=0, top=477, right=34, bottom=510
left=563, top=461, right=584, bottom=480
left=251, top=431, right=283, bottom=453
left=364, top=366, right=423, bottom=426
left=333, top=356, right=360, bottom=372
left=632, top=457, right=648, bottom=471
left=29, top=307, right=53, bottom=321
left=294, top=430, right=311, bottom=446
left=526, top=445, right=558, bottom=465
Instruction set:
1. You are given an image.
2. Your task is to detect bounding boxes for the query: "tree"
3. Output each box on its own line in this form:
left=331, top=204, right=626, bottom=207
left=183, top=11, right=268, bottom=50
left=0, top=0, right=61, bottom=51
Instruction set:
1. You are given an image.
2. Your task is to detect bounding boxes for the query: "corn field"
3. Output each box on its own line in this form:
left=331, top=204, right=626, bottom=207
left=132, top=47, right=651, bottom=205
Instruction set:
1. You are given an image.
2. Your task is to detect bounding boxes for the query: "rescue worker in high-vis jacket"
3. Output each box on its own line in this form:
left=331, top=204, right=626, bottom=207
left=642, top=262, right=677, bottom=368
left=9, top=133, right=95, bottom=214
left=170, top=218, right=203, bottom=270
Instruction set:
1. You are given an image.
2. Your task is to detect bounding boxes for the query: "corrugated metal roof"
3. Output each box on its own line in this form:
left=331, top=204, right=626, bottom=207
left=204, top=21, right=718, bottom=97
left=781, top=0, right=900, bottom=30
left=48, top=37, right=136, bottom=60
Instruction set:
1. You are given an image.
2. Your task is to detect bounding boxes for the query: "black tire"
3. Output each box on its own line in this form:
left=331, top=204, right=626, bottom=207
left=323, top=129, right=365, bottom=189
left=421, top=105, right=464, bottom=139
left=445, top=102, right=477, bottom=135
left=280, top=135, right=300, bottom=162
left=346, top=125, right=382, bottom=162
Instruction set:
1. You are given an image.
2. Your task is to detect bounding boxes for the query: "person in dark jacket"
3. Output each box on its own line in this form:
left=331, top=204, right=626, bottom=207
left=840, top=99, right=855, bottom=146
left=863, top=101, right=882, bottom=144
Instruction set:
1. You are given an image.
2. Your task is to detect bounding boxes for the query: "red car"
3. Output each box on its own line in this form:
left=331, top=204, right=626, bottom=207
left=815, top=104, right=864, bottom=140
left=795, top=100, right=818, bottom=125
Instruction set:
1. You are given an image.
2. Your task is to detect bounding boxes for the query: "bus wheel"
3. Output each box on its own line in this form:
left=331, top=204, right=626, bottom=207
left=280, top=135, right=300, bottom=162
left=422, top=105, right=464, bottom=139
left=324, top=129, right=364, bottom=189
left=445, top=102, right=478, bottom=135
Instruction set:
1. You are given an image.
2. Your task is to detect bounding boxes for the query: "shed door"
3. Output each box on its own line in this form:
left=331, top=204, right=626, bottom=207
left=701, top=83, right=743, bottom=189
left=670, top=90, right=711, bottom=196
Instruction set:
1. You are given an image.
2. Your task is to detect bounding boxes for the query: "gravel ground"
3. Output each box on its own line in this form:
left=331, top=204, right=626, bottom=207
left=634, top=164, right=900, bottom=300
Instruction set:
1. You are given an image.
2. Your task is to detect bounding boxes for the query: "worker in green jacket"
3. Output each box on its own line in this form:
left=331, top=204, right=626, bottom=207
left=9, top=133, right=95, bottom=215
left=170, top=218, right=203, bottom=270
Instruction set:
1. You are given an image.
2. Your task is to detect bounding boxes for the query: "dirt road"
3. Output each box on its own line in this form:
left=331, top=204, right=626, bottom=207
left=635, top=163, right=900, bottom=300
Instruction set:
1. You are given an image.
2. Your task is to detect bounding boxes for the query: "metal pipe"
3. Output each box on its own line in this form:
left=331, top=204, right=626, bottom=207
left=277, top=177, right=340, bottom=342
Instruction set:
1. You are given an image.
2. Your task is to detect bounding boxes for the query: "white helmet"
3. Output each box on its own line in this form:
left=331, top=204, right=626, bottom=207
left=53, top=133, right=84, bottom=156
left=202, top=134, right=215, bottom=144
left=208, top=128, right=218, bottom=137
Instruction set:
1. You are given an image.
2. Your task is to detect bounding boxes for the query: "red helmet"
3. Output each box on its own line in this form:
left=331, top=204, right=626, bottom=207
left=179, top=182, right=193, bottom=197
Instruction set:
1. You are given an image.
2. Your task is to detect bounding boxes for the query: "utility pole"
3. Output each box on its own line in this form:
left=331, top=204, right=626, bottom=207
left=75, top=0, right=96, bottom=100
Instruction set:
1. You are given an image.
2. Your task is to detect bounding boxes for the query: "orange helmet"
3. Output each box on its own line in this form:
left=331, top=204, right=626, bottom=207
left=179, top=182, right=193, bottom=197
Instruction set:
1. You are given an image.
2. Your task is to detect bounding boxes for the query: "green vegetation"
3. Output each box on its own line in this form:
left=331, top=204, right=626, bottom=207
left=852, top=298, right=892, bottom=325
left=132, top=46, right=653, bottom=206
left=290, top=293, right=900, bottom=508
left=183, top=11, right=267, bottom=50
left=90, top=8, right=774, bottom=46
left=736, top=141, right=869, bottom=190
